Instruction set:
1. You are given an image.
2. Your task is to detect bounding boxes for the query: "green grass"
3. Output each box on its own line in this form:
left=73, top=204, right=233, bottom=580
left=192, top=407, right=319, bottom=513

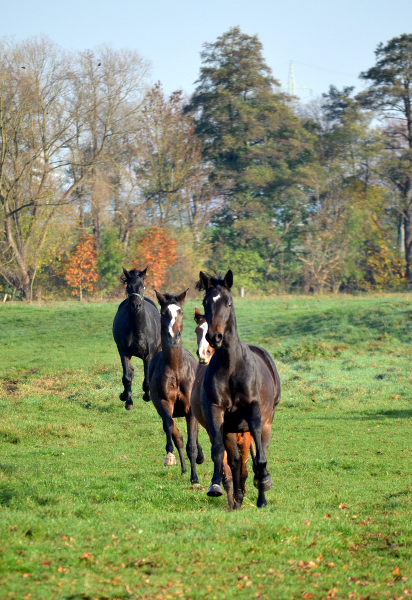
left=0, top=294, right=411, bottom=600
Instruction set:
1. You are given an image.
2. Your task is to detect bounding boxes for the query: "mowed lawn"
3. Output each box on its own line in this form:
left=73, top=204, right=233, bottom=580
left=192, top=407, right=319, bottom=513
left=0, top=294, right=411, bottom=600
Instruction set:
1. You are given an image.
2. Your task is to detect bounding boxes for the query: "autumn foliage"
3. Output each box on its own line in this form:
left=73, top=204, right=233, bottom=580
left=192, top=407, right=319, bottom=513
left=139, top=227, right=177, bottom=290
left=64, top=232, right=98, bottom=300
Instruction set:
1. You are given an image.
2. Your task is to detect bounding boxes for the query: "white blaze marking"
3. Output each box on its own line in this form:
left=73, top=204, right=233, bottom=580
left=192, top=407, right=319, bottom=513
left=213, top=294, right=221, bottom=302
left=198, top=322, right=210, bottom=362
left=168, top=304, right=181, bottom=336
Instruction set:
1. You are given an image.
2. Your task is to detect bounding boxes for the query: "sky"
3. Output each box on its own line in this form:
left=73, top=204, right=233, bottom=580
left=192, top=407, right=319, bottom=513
left=2, top=0, right=412, bottom=101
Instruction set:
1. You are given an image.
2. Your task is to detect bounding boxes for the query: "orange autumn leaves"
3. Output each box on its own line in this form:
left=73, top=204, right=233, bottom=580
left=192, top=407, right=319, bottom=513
left=139, top=227, right=177, bottom=290
left=63, top=232, right=98, bottom=300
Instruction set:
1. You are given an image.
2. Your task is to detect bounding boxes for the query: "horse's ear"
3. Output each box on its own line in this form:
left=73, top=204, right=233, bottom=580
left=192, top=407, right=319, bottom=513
left=194, top=307, right=202, bottom=323
left=140, top=267, right=148, bottom=279
left=155, top=290, right=166, bottom=305
left=199, top=271, right=211, bottom=290
left=122, top=267, right=130, bottom=280
left=176, top=288, right=189, bottom=304
left=223, top=269, right=233, bottom=290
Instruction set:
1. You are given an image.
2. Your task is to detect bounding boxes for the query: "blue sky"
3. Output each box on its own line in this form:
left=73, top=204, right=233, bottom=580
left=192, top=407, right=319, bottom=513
left=2, top=0, right=411, bottom=100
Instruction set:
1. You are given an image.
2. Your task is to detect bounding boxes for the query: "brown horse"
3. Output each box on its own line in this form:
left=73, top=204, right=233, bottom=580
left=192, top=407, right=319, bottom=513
left=191, top=308, right=253, bottom=510
left=197, top=270, right=281, bottom=508
left=148, top=290, right=204, bottom=484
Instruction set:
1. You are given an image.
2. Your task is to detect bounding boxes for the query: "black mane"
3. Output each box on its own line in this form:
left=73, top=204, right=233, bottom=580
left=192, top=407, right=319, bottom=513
left=195, top=271, right=224, bottom=292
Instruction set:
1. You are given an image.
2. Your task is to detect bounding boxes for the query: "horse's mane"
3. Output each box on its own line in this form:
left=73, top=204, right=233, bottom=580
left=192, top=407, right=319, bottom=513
left=195, top=271, right=224, bottom=292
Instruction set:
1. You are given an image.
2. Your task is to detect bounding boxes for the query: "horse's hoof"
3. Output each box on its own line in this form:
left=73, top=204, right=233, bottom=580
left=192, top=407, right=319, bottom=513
left=191, top=482, right=201, bottom=488
left=125, top=401, right=133, bottom=410
left=257, top=498, right=268, bottom=508
left=253, top=474, right=273, bottom=491
left=207, top=484, right=223, bottom=497
left=142, top=392, right=151, bottom=402
left=164, top=452, right=177, bottom=466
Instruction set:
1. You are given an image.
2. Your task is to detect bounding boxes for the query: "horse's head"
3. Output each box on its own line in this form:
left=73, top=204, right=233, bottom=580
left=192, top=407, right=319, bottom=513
left=197, top=270, right=234, bottom=349
left=155, top=289, right=189, bottom=345
left=194, top=308, right=214, bottom=364
left=122, top=266, right=147, bottom=314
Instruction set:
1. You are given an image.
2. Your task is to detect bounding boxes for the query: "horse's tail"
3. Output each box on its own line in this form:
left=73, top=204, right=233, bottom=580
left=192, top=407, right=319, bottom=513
left=248, top=344, right=281, bottom=409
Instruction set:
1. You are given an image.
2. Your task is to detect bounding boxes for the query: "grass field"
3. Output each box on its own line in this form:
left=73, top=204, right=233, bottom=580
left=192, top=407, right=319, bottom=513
left=0, top=294, right=411, bottom=600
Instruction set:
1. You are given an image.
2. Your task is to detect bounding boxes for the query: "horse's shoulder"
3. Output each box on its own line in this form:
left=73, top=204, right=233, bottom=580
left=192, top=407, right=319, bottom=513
left=148, top=351, right=162, bottom=378
left=144, top=297, right=159, bottom=311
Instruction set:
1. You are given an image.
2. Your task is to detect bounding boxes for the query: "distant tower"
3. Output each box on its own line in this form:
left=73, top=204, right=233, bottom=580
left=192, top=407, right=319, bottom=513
left=288, top=61, right=296, bottom=96
left=287, top=61, right=312, bottom=97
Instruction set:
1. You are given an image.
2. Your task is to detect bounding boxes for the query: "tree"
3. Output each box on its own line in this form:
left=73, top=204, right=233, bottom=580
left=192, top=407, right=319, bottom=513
left=64, top=232, right=98, bottom=300
left=358, top=34, right=412, bottom=281
left=0, top=38, right=150, bottom=300
left=97, top=229, right=124, bottom=295
left=185, top=27, right=313, bottom=284
left=139, top=227, right=177, bottom=290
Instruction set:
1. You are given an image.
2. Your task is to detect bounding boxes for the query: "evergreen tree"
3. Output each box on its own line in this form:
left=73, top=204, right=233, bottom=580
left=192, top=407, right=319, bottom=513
left=185, top=27, right=313, bottom=286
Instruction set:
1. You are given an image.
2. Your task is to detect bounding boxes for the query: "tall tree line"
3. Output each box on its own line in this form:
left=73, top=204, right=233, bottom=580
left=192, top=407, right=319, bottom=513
left=0, top=30, right=411, bottom=300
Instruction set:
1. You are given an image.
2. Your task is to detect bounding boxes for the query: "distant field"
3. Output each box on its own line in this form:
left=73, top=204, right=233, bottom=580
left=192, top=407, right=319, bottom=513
left=0, top=294, right=411, bottom=600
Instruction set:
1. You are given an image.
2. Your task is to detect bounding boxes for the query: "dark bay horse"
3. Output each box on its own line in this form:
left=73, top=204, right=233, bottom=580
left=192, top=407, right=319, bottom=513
left=197, top=270, right=281, bottom=508
left=148, top=290, right=204, bottom=484
left=191, top=308, right=254, bottom=510
left=113, top=267, right=161, bottom=410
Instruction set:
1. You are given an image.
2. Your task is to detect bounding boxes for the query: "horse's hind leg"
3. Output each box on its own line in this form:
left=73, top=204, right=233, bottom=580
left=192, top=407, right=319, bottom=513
left=256, top=422, right=272, bottom=508
left=119, top=352, right=134, bottom=410
left=225, top=433, right=243, bottom=509
left=239, top=433, right=251, bottom=496
left=142, top=358, right=151, bottom=402
left=246, top=403, right=272, bottom=496
left=221, top=452, right=234, bottom=511
left=172, top=420, right=187, bottom=475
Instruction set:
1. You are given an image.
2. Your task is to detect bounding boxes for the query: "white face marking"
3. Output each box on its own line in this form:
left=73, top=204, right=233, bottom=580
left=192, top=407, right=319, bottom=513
left=212, top=294, right=221, bottom=303
left=168, top=304, right=181, bottom=337
left=198, top=321, right=211, bottom=362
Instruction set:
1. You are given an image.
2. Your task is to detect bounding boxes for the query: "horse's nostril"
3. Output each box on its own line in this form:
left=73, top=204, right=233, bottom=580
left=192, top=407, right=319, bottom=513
left=215, top=333, right=223, bottom=342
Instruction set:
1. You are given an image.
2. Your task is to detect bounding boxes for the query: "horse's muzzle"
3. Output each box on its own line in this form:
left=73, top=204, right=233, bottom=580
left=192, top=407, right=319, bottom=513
left=207, top=332, right=223, bottom=349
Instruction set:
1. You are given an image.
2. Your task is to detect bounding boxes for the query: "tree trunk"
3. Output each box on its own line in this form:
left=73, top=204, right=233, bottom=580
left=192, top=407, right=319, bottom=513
left=79, top=281, right=83, bottom=302
left=405, top=204, right=412, bottom=283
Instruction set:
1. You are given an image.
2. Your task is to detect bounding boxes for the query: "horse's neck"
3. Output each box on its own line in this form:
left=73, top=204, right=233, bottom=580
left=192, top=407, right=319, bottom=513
left=129, top=305, right=147, bottom=334
left=161, top=336, right=184, bottom=370
left=216, top=313, right=242, bottom=370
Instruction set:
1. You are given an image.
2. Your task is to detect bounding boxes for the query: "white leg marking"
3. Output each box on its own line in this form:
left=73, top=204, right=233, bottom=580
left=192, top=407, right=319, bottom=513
left=164, top=452, right=177, bottom=466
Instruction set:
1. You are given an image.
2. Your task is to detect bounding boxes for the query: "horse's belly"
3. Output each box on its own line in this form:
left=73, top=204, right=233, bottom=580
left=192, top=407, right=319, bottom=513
left=223, top=411, right=249, bottom=433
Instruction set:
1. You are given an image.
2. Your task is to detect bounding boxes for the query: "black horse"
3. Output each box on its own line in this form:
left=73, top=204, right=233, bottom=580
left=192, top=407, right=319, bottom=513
left=197, top=270, right=281, bottom=508
left=113, top=267, right=161, bottom=410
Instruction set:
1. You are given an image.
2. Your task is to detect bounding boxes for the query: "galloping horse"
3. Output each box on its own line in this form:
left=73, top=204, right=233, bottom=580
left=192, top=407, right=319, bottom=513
left=197, top=270, right=281, bottom=508
left=113, top=267, right=161, bottom=410
left=148, top=290, right=204, bottom=484
left=191, top=308, right=254, bottom=510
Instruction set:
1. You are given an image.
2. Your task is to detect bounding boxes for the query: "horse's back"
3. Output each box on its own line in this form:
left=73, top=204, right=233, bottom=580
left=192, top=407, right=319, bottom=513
left=248, top=344, right=281, bottom=411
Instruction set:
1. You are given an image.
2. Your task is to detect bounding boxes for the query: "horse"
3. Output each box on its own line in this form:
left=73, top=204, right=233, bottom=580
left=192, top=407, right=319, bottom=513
left=113, top=267, right=161, bottom=410
left=148, top=289, right=204, bottom=484
left=191, top=308, right=254, bottom=510
left=197, top=270, right=281, bottom=508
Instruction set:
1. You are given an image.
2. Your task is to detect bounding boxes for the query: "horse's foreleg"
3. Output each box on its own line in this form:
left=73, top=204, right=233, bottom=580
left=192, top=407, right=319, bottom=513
left=160, top=401, right=178, bottom=467
left=185, top=411, right=199, bottom=484
left=119, top=353, right=134, bottom=410
left=202, top=403, right=225, bottom=497
left=225, top=433, right=243, bottom=509
left=171, top=420, right=187, bottom=475
left=246, top=403, right=272, bottom=496
left=142, top=358, right=151, bottom=402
